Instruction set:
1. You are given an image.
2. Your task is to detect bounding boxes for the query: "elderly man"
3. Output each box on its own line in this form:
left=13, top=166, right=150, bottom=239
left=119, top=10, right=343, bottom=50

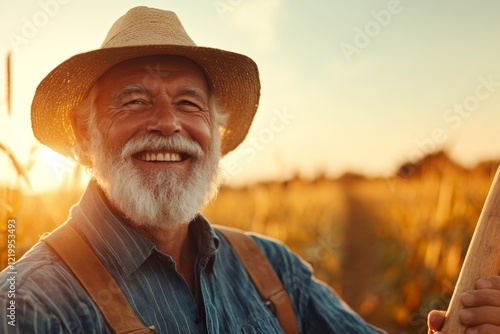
left=1, top=6, right=500, bottom=334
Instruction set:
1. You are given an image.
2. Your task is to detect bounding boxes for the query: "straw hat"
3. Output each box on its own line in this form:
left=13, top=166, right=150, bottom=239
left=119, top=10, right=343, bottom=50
left=31, top=6, right=260, bottom=157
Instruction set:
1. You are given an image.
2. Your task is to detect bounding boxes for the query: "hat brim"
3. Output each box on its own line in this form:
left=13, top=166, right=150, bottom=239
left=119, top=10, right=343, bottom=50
left=31, top=45, right=260, bottom=157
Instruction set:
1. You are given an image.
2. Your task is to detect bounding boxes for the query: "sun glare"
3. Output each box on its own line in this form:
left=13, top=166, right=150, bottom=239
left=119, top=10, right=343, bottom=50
left=28, top=147, right=80, bottom=192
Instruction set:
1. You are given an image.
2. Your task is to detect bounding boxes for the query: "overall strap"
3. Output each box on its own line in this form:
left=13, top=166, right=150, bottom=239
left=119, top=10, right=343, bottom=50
left=42, top=223, right=299, bottom=334
left=215, top=225, right=300, bottom=334
left=42, top=224, right=155, bottom=334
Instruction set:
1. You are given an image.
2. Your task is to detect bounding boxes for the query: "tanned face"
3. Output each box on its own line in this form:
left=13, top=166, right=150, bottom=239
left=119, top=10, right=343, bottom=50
left=79, top=55, right=221, bottom=230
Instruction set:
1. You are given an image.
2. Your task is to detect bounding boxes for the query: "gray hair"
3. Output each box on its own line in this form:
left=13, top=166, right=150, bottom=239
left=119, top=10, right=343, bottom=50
left=71, top=84, right=227, bottom=165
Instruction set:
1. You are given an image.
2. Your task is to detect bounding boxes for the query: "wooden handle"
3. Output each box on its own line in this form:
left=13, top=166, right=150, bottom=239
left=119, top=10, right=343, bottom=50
left=441, top=166, right=500, bottom=333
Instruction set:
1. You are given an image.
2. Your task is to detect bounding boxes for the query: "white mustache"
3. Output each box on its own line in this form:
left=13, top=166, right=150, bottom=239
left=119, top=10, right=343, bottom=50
left=121, top=134, right=204, bottom=159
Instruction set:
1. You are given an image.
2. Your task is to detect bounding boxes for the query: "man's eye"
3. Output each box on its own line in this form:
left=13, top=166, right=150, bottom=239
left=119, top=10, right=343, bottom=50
left=125, top=99, right=145, bottom=106
left=121, top=99, right=153, bottom=111
left=177, top=100, right=202, bottom=111
left=119, top=98, right=152, bottom=113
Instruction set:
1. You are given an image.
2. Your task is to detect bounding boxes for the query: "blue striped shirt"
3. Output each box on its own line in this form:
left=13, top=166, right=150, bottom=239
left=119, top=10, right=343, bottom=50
left=0, top=180, right=384, bottom=333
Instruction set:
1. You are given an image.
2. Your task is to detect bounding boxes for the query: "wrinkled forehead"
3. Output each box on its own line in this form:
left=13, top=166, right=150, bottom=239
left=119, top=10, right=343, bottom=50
left=95, top=55, right=210, bottom=93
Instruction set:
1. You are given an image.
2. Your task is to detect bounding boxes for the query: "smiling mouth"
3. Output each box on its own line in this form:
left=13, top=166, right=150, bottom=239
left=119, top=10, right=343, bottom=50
left=135, top=151, right=188, bottom=162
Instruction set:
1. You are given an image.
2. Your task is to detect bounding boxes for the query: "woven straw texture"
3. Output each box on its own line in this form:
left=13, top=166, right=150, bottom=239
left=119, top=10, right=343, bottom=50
left=31, top=7, right=260, bottom=157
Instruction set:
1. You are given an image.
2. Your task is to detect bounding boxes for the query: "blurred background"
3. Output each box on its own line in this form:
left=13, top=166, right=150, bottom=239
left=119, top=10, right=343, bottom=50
left=1, top=1, right=500, bottom=333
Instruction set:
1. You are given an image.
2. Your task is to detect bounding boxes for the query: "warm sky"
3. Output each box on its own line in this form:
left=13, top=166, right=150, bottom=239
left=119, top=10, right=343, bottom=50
left=1, top=0, right=500, bottom=192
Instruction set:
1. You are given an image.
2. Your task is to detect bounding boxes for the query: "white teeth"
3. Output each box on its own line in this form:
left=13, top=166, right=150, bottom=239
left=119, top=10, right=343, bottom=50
left=139, top=152, right=182, bottom=162
left=169, top=153, right=181, bottom=162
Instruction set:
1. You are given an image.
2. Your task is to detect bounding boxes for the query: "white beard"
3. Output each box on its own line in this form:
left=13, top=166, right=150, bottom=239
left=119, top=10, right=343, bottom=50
left=88, top=125, right=221, bottom=230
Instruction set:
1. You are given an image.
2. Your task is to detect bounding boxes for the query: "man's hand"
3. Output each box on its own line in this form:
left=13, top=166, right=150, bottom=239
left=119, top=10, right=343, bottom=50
left=427, top=276, right=500, bottom=333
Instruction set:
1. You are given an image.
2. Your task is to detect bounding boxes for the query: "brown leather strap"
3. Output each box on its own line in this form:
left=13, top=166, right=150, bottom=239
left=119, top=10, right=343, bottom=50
left=42, top=224, right=155, bottom=334
left=215, top=225, right=300, bottom=334
left=43, top=223, right=298, bottom=333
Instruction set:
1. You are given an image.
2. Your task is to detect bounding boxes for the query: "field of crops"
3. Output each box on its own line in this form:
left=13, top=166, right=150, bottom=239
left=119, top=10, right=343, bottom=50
left=1, top=151, right=498, bottom=333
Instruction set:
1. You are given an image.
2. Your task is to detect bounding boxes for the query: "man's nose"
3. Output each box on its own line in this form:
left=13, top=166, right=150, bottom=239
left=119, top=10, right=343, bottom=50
left=145, top=103, right=181, bottom=135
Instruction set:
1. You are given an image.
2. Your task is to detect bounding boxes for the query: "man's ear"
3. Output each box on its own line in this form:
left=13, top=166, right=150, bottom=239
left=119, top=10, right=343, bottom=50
left=70, top=112, right=93, bottom=167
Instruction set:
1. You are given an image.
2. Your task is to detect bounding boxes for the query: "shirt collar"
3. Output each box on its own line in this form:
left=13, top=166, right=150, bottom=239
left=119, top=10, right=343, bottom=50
left=68, top=179, right=220, bottom=277
left=189, top=214, right=220, bottom=270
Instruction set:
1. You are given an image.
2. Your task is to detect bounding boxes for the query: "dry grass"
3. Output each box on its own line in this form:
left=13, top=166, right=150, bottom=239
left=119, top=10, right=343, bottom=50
left=1, top=151, right=498, bottom=332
